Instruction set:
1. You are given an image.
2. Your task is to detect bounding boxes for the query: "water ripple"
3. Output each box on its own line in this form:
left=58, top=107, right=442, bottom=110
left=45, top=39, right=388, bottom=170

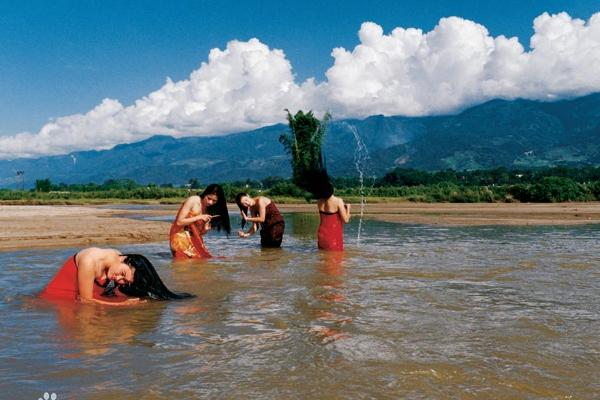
left=1, top=218, right=600, bottom=398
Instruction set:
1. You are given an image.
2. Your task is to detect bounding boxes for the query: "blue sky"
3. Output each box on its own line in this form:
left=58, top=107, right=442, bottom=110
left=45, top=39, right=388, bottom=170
left=1, top=0, right=599, bottom=160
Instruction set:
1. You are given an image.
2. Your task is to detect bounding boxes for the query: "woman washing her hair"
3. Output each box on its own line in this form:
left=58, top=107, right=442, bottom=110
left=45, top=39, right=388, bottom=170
left=315, top=179, right=351, bottom=251
left=39, top=247, right=192, bottom=305
left=235, top=193, right=285, bottom=248
left=170, top=183, right=231, bottom=258
left=305, top=154, right=351, bottom=251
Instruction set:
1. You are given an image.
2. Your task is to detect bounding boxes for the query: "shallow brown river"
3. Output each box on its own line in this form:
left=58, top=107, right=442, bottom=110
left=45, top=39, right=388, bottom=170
left=1, top=212, right=599, bottom=399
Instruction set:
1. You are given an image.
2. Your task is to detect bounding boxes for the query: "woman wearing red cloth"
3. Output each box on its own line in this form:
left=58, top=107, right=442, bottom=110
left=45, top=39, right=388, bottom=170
left=235, top=193, right=285, bottom=247
left=302, top=153, right=351, bottom=251
left=39, top=247, right=191, bottom=305
left=170, top=183, right=231, bottom=258
left=316, top=180, right=351, bottom=251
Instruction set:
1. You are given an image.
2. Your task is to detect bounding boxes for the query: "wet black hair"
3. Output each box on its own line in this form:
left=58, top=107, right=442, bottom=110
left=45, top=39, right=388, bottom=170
left=114, top=254, right=193, bottom=300
left=201, top=183, right=231, bottom=235
left=303, top=152, right=334, bottom=200
left=310, top=170, right=334, bottom=200
left=235, top=193, right=249, bottom=229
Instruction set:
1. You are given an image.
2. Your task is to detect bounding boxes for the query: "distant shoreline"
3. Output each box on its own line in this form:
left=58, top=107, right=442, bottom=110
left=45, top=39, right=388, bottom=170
left=1, top=202, right=600, bottom=251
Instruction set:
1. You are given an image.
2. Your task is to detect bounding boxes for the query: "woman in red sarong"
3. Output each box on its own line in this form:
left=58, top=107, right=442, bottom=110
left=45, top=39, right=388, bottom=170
left=301, top=152, right=351, bottom=251
left=317, top=181, right=351, bottom=251
left=305, top=160, right=351, bottom=251
left=170, top=183, right=231, bottom=258
left=39, top=247, right=192, bottom=305
left=235, top=193, right=285, bottom=247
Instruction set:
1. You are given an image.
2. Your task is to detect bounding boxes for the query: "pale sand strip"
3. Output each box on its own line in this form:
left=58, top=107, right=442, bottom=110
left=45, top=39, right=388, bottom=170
left=0, top=205, right=172, bottom=251
left=1, top=202, right=600, bottom=251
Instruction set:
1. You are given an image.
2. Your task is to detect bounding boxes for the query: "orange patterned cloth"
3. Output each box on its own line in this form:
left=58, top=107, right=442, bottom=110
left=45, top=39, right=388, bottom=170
left=169, top=206, right=213, bottom=258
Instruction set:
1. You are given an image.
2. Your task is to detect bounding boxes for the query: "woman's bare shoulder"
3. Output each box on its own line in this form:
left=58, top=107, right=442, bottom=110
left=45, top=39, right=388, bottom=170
left=77, top=247, right=103, bottom=257
left=185, top=195, right=201, bottom=203
left=327, top=195, right=341, bottom=206
left=257, top=196, right=272, bottom=205
left=181, top=195, right=201, bottom=209
left=78, top=247, right=120, bottom=259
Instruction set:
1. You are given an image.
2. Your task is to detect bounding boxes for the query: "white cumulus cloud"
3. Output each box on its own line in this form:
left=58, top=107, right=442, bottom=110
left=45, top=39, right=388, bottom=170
left=1, top=11, right=600, bottom=160
left=322, top=12, right=600, bottom=118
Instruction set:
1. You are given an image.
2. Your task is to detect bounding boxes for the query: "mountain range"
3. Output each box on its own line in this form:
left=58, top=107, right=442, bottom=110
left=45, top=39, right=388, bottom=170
left=2, top=92, right=600, bottom=189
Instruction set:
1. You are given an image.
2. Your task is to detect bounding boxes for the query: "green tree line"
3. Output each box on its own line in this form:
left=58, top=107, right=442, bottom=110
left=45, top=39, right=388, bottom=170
left=3, top=166, right=600, bottom=203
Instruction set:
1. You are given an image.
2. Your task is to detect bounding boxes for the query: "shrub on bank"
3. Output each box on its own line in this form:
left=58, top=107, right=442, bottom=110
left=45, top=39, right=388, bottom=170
left=5, top=166, right=600, bottom=204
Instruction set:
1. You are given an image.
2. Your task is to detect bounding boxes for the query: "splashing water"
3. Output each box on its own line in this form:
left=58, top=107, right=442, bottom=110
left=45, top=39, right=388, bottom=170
left=343, top=122, right=370, bottom=244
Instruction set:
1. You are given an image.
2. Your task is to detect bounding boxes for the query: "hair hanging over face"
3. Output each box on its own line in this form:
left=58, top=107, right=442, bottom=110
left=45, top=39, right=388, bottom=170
left=311, top=174, right=334, bottom=200
left=201, top=183, right=231, bottom=235
left=235, top=193, right=249, bottom=229
left=116, top=254, right=193, bottom=300
left=304, top=151, right=334, bottom=200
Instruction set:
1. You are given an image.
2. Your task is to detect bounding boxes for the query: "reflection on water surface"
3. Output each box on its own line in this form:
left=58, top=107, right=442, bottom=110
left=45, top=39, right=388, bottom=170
left=1, top=213, right=599, bottom=399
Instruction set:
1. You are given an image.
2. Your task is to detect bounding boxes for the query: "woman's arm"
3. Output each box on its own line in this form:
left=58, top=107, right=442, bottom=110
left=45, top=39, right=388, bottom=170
left=76, top=257, right=98, bottom=303
left=238, top=219, right=258, bottom=238
left=175, top=196, right=211, bottom=227
left=81, top=296, right=144, bottom=306
left=238, top=204, right=260, bottom=238
left=337, top=198, right=351, bottom=224
left=244, top=197, right=268, bottom=224
left=76, top=258, right=143, bottom=306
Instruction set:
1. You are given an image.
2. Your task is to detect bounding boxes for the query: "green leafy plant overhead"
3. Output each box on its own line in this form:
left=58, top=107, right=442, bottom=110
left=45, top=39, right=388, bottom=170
left=279, top=109, right=331, bottom=188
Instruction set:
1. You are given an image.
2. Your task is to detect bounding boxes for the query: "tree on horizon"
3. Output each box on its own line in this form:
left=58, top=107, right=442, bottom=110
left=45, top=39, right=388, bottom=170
left=279, top=109, right=331, bottom=188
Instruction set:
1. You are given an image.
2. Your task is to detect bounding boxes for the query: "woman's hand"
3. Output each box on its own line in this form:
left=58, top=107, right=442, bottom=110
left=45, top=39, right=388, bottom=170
left=78, top=296, right=147, bottom=306
left=111, top=297, right=147, bottom=306
left=124, top=297, right=147, bottom=305
left=239, top=210, right=248, bottom=221
left=196, top=214, right=212, bottom=223
left=237, top=230, right=247, bottom=238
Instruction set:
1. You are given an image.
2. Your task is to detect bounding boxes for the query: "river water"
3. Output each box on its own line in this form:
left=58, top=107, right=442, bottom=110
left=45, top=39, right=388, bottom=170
left=1, top=211, right=599, bottom=399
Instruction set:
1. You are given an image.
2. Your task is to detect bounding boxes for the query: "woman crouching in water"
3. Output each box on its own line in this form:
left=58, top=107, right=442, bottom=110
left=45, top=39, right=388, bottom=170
left=39, top=247, right=192, bottom=305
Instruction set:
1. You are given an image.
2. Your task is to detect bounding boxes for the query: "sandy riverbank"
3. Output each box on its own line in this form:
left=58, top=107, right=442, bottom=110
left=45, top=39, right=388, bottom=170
left=1, top=202, right=600, bottom=251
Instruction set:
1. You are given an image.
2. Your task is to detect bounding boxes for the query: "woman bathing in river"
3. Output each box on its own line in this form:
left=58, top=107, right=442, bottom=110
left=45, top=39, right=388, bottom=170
left=39, top=247, right=191, bottom=305
left=170, top=183, right=231, bottom=258
left=235, top=193, right=285, bottom=248
left=314, top=179, right=351, bottom=251
left=305, top=154, right=351, bottom=251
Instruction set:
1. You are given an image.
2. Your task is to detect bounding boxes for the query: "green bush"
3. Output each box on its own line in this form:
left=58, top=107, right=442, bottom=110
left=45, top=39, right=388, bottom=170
left=5, top=166, right=600, bottom=204
left=528, top=177, right=587, bottom=202
left=509, top=177, right=592, bottom=202
left=266, top=182, right=309, bottom=198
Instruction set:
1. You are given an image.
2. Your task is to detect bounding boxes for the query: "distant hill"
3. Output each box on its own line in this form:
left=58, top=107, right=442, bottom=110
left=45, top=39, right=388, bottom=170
left=2, top=93, right=600, bottom=189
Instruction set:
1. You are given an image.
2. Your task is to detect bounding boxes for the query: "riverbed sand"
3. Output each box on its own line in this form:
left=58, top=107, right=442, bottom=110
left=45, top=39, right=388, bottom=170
left=1, top=202, right=600, bottom=251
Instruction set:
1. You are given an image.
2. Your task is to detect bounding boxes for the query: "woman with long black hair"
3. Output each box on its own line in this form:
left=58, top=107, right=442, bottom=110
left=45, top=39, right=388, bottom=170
left=169, top=183, right=231, bottom=258
left=235, top=193, right=285, bottom=248
left=39, top=247, right=192, bottom=305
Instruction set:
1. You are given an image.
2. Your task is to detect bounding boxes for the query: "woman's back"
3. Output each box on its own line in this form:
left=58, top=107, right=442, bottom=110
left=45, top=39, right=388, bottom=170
left=318, top=196, right=340, bottom=214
